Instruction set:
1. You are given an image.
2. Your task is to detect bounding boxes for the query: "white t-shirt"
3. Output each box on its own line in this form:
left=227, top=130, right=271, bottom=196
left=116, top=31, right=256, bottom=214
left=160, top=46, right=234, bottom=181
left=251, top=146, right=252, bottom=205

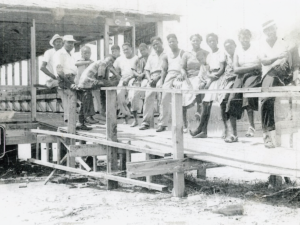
left=53, top=47, right=77, bottom=76
left=206, top=49, right=226, bottom=71
left=42, top=48, right=56, bottom=74
left=235, top=45, right=260, bottom=67
left=113, top=55, right=138, bottom=80
left=259, top=38, right=290, bottom=77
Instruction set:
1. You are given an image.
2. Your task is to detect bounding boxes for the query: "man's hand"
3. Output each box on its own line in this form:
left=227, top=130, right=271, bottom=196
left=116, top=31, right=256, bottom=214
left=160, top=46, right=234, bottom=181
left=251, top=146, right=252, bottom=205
left=176, top=74, right=184, bottom=82
left=136, top=75, right=143, bottom=82
left=278, top=51, right=288, bottom=59
left=208, top=73, right=219, bottom=81
left=70, top=84, right=79, bottom=91
left=56, top=65, right=64, bottom=76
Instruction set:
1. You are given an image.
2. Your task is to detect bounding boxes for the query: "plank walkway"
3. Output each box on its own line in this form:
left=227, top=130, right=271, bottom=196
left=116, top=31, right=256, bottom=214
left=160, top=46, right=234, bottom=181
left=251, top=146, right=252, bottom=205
left=58, top=123, right=300, bottom=178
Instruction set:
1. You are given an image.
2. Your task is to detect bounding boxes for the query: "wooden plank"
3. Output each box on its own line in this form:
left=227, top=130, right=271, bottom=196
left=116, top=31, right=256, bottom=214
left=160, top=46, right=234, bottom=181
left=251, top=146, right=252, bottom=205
left=12, top=63, right=15, bottom=85
left=145, top=154, right=154, bottom=182
left=244, top=93, right=300, bottom=98
left=69, top=144, right=107, bottom=157
left=104, top=22, right=109, bottom=57
left=127, top=158, right=205, bottom=178
left=0, top=86, right=30, bottom=91
left=31, top=129, right=170, bottom=157
left=67, top=90, right=77, bottom=167
left=27, top=158, right=167, bottom=191
left=106, top=90, right=118, bottom=189
left=36, top=134, right=57, bottom=143
left=19, top=61, right=22, bottom=85
left=75, top=157, right=92, bottom=172
left=57, top=138, right=61, bottom=164
left=172, top=92, right=185, bottom=197
left=5, top=65, right=8, bottom=85
left=0, top=66, right=2, bottom=85
left=27, top=59, right=31, bottom=86
left=30, top=20, right=37, bottom=122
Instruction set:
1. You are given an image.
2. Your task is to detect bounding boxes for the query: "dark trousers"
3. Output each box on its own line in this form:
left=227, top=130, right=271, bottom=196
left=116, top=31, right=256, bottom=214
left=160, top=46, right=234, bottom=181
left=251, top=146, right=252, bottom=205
left=261, top=66, right=291, bottom=132
left=77, top=90, right=95, bottom=119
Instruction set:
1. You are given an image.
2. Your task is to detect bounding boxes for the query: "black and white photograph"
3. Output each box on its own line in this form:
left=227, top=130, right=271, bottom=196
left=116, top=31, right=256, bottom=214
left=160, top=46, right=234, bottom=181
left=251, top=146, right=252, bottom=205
left=0, top=0, right=300, bottom=224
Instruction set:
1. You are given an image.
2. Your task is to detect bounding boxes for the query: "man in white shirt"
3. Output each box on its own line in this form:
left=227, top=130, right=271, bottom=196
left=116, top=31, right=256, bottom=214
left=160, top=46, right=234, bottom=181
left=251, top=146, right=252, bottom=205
left=40, top=34, right=63, bottom=88
left=53, top=35, right=78, bottom=124
left=114, top=43, right=138, bottom=124
left=259, top=20, right=294, bottom=148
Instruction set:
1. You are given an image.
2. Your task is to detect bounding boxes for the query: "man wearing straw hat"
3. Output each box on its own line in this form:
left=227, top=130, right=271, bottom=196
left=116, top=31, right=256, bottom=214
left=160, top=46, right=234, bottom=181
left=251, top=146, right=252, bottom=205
left=40, top=34, right=63, bottom=89
left=259, top=20, right=294, bottom=148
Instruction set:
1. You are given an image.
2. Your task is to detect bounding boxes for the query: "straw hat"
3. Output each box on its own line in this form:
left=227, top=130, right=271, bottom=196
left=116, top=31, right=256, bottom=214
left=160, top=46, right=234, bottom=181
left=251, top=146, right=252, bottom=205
left=49, top=34, right=62, bottom=47
left=63, top=35, right=77, bottom=42
left=262, top=20, right=276, bottom=30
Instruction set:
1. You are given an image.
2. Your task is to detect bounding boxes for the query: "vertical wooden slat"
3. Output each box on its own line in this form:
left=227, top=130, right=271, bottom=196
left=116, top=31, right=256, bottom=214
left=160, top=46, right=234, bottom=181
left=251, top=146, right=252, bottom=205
left=106, top=90, right=118, bottom=189
left=0, top=66, right=2, bottom=85
left=104, top=22, right=109, bottom=57
left=93, top=156, right=97, bottom=172
left=146, top=154, right=153, bottom=183
left=131, top=24, right=136, bottom=54
left=45, top=143, right=50, bottom=162
left=30, top=20, right=37, bottom=121
left=57, top=138, right=61, bottom=164
left=67, top=90, right=77, bottom=167
left=114, top=35, right=118, bottom=45
left=36, top=56, right=39, bottom=84
left=27, top=59, right=31, bottom=86
left=96, top=39, right=101, bottom=60
left=5, top=65, right=8, bottom=85
left=19, top=61, right=22, bottom=85
left=12, top=63, right=15, bottom=85
left=172, top=93, right=185, bottom=197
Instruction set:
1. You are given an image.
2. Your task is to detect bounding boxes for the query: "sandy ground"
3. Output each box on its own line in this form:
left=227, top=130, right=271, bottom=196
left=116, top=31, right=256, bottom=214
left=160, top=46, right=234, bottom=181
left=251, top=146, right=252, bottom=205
left=1, top=167, right=300, bottom=225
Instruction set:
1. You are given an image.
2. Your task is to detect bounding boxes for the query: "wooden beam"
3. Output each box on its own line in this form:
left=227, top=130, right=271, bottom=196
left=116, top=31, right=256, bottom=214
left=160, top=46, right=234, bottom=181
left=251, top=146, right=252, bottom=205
left=69, top=144, right=107, bottom=157
left=28, top=158, right=167, bottom=191
left=19, top=61, right=22, bottom=85
left=12, top=63, right=15, bottom=85
left=30, top=20, right=37, bottom=121
left=75, top=157, right=92, bottom=172
left=127, top=158, right=207, bottom=178
left=106, top=90, right=118, bottom=189
left=172, top=92, right=185, bottom=197
left=30, top=129, right=170, bottom=157
left=67, top=90, right=77, bottom=167
left=27, top=59, right=31, bottom=86
left=104, top=22, right=109, bottom=57
left=36, top=135, right=57, bottom=143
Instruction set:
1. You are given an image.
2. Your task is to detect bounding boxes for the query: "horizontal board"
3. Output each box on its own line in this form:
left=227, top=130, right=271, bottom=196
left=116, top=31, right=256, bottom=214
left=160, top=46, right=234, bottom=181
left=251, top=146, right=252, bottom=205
left=69, top=144, right=107, bottom=157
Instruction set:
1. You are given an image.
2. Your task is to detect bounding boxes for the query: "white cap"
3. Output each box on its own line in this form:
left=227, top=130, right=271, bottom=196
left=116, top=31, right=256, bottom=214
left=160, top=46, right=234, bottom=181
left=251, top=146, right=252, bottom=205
left=49, top=34, right=62, bottom=47
left=262, top=20, right=276, bottom=30
left=63, top=35, right=77, bottom=42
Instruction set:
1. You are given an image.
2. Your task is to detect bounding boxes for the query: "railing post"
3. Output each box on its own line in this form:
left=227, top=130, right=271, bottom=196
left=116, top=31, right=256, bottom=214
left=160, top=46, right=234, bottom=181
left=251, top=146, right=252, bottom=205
left=106, top=90, right=118, bottom=189
left=12, top=63, right=15, bottom=86
left=171, top=92, right=185, bottom=197
left=19, top=61, right=22, bottom=85
left=67, top=90, right=77, bottom=167
left=30, top=20, right=37, bottom=121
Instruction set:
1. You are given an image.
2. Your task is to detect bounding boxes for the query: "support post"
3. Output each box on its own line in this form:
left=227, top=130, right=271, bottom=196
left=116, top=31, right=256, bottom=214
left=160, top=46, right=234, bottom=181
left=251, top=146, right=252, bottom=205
left=106, top=90, right=118, bottom=189
left=27, top=59, right=31, bottom=86
left=19, top=61, right=22, bottom=85
left=5, top=65, right=8, bottom=85
left=131, top=25, right=136, bottom=54
left=12, top=63, right=15, bottom=85
left=67, top=90, right=77, bottom=167
left=96, top=39, right=101, bottom=60
left=36, top=56, right=39, bottom=84
left=57, top=138, right=61, bottom=164
left=104, top=22, right=109, bottom=57
left=30, top=20, right=37, bottom=121
left=146, top=154, right=153, bottom=183
left=171, top=92, right=185, bottom=197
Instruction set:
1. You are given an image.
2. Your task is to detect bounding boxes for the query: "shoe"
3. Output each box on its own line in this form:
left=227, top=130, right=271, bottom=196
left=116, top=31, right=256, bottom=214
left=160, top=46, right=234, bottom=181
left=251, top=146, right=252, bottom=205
left=189, top=128, right=201, bottom=137
left=195, top=112, right=201, bottom=121
left=183, top=128, right=188, bottom=133
left=192, top=132, right=207, bottom=138
left=76, top=124, right=92, bottom=130
left=139, top=125, right=149, bottom=130
left=130, top=121, right=138, bottom=127
left=224, top=135, right=238, bottom=143
left=263, top=132, right=275, bottom=148
left=156, top=126, right=167, bottom=132
left=85, top=116, right=98, bottom=124
left=64, top=119, right=68, bottom=123
left=245, top=126, right=255, bottom=137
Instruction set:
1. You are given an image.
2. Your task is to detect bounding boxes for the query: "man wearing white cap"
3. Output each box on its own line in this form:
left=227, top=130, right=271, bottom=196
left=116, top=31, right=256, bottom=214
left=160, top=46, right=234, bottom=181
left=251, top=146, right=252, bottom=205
left=40, top=34, right=63, bottom=88
left=54, top=35, right=78, bottom=124
left=259, top=20, right=294, bottom=148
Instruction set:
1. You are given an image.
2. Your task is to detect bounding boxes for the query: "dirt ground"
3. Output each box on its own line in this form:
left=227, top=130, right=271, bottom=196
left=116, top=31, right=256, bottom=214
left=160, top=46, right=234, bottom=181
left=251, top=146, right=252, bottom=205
left=1, top=166, right=300, bottom=225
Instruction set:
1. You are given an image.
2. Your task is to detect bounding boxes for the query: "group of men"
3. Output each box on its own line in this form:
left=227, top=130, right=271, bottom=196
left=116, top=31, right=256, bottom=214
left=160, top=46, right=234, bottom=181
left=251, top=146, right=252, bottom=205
left=41, top=20, right=300, bottom=139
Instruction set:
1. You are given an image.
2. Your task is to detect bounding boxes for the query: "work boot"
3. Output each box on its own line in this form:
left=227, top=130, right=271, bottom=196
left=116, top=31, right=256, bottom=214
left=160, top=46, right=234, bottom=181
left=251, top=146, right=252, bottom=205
left=156, top=126, right=167, bottom=132
left=85, top=116, right=98, bottom=124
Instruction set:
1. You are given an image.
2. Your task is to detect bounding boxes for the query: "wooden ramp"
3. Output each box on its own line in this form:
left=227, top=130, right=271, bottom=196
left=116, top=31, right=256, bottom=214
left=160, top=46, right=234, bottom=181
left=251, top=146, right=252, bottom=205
left=57, top=124, right=300, bottom=178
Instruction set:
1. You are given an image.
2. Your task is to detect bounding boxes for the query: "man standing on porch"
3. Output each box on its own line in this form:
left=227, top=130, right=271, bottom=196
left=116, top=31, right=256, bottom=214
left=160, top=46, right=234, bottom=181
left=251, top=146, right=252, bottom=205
left=139, top=36, right=166, bottom=130
left=53, top=35, right=78, bottom=123
left=156, top=34, right=184, bottom=132
left=40, top=34, right=63, bottom=89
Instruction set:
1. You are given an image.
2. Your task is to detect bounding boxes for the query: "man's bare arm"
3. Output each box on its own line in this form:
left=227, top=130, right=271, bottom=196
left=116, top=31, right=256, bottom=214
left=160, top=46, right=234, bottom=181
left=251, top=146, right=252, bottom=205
left=40, top=62, right=56, bottom=80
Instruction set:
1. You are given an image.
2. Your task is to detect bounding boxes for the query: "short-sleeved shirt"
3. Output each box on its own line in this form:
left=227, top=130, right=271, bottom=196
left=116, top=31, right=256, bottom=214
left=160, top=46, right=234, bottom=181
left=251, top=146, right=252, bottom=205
left=53, top=47, right=77, bottom=76
left=235, top=45, right=260, bottom=67
left=75, top=59, right=94, bottom=85
left=78, top=60, right=109, bottom=89
left=42, top=48, right=56, bottom=74
left=144, top=50, right=166, bottom=74
left=198, top=64, right=210, bottom=81
left=206, top=49, right=226, bottom=71
left=181, top=49, right=209, bottom=78
left=113, top=55, right=138, bottom=80
left=259, top=38, right=290, bottom=77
